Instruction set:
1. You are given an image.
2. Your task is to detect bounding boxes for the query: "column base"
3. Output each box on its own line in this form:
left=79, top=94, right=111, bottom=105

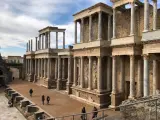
left=109, top=93, right=121, bottom=110
left=128, top=95, right=135, bottom=99
left=66, top=82, right=73, bottom=95
left=57, top=79, right=62, bottom=90
left=33, top=74, right=37, bottom=83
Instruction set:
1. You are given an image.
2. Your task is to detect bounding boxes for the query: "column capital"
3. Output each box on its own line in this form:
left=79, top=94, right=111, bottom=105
left=88, top=56, right=92, bottom=59
left=143, top=54, right=149, bottom=60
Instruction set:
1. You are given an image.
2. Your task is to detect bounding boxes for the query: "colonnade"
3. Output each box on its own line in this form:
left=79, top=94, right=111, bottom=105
left=74, top=12, right=112, bottom=44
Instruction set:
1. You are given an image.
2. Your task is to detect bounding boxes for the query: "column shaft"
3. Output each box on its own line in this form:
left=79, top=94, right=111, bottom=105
left=62, top=58, right=65, bottom=79
left=75, top=21, right=77, bottom=44
left=73, top=57, right=77, bottom=86
left=35, top=59, right=37, bottom=75
left=44, top=59, right=46, bottom=78
left=41, top=59, right=43, bottom=77
left=98, top=12, right=102, bottom=40
left=97, top=56, right=102, bottom=92
left=38, top=59, right=40, bottom=77
left=153, top=60, right=158, bottom=95
left=48, top=32, right=50, bottom=48
left=113, top=9, right=116, bottom=39
left=120, top=56, right=125, bottom=93
left=29, top=40, right=30, bottom=51
left=58, top=57, right=62, bottom=80
left=130, top=2, right=135, bottom=35
left=63, top=32, right=65, bottom=49
left=129, top=55, right=135, bottom=98
left=107, top=57, right=112, bottom=91
left=80, top=18, right=84, bottom=43
left=39, top=35, right=41, bottom=49
left=42, top=35, right=44, bottom=49
left=47, top=58, right=51, bottom=78
left=35, top=37, right=37, bottom=51
left=31, top=39, right=32, bottom=51
left=80, top=57, right=84, bottom=88
left=55, top=58, right=58, bottom=79
left=68, top=56, right=72, bottom=83
left=153, top=0, right=157, bottom=30
left=108, top=15, right=111, bottom=41
left=137, top=59, right=143, bottom=97
left=143, top=55, right=149, bottom=97
left=112, top=56, right=117, bottom=94
left=88, top=56, right=92, bottom=90
left=56, top=32, right=58, bottom=49
left=26, top=43, right=28, bottom=52
left=89, top=15, right=92, bottom=41
left=144, top=0, right=149, bottom=32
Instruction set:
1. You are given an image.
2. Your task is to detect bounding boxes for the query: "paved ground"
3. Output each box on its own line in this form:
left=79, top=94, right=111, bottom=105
left=0, top=90, right=26, bottom=120
left=9, top=79, right=122, bottom=119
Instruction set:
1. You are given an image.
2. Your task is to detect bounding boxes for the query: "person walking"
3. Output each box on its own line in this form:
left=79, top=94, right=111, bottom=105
left=92, top=106, right=98, bottom=119
left=42, top=95, right=45, bottom=105
left=29, top=89, right=33, bottom=97
left=47, top=96, right=50, bottom=105
left=81, top=107, right=86, bottom=120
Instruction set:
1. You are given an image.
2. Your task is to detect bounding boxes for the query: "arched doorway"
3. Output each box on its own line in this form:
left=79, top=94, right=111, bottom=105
left=0, top=70, right=5, bottom=86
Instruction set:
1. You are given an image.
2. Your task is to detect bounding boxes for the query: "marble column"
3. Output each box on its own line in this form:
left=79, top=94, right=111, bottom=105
left=144, top=0, right=149, bottom=32
left=63, top=32, right=65, bottom=49
left=97, top=56, right=102, bottom=92
left=129, top=55, right=135, bottom=98
left=143, top=55, right=149, bottom=97
left=62, top=58, right=65, bottom=79
left=48, top=32, right=50, bottom=48
left=56, top=32, right=58, bottom=49
left=68, top=56, right=72, bottom=84
left=47, top=58, right=51, bottom=79
left=73, top=57, right=77, bottom=86
left=38, top=59, right=40, bottom=77
left=39, top=35, right=41, bottom=49
left=30, top=59, right=32, bottom=74
left=107, top=57, right=112, bottom=91
left=130, top=2, right=135, bottom=35
left=153, top=60, right=158, bottom=95
left=137, top=59, right=143, bottom=97
left=112, top=56, right=117, bottom=94
left=42, top=35, right=44, bottom=49
left=31, top=39, right=33, bottom=51
left=35, top=59, right=37, bottom=75
left=45, top=33, right=48, bottom=49
left=120, top=56, right=125, bottom=93
left=98, top=11, right=102, bottom=41
left=75, top=21, right=77, bottom=44
left=80, top=18, right=84, bottom=43
left=88, top=56, right=92, bottom=90
left=113, top=9, right=116, bottom=39
left=41, top=59, right=43, bottom=77
left=55, top=58, right=58, bottom=79
left=80, top=56, right=84, bottom=88
left=108, top=15, right=111, bottom=41
left=89, top=15, right=92, bottom=42
left=57, top=57, right=62, bottom=90
left=153, top=0, right=157, bottom=30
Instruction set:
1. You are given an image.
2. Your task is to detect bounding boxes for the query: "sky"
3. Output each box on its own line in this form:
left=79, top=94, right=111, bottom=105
left=0, top=0, right=159, bottom=57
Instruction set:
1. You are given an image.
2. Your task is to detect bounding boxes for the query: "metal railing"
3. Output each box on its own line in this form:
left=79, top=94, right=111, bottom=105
left=53, top=96, right=160, bottom=120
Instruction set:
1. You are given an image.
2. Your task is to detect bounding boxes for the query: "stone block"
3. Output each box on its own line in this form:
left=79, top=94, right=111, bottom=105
left=34, top=111, right=44, bottom=119
left=15, top=96, right=24, bottom=103
left=26, top=105, right=39, bottom=113
left=8, top=90, right=15, bottom=97
left=11, top=93, right=19, bottom=99
left=20, top=100, right=30, bottom=108
left=5, top=88, right=12, bottom=94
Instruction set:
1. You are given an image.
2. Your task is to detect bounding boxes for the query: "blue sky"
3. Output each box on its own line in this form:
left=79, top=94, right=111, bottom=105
left=0, top=0, right=159, bottom=57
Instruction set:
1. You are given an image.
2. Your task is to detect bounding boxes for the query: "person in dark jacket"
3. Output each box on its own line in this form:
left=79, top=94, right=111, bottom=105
left=46, top=96, right=50, bottom=105
left=92, top=107, right=98, bottom=119
left=42, top=95, right=45, bottom=105
left=29, top=89, right=33, bottom=97
left=81, top=107, right=86, bottom=120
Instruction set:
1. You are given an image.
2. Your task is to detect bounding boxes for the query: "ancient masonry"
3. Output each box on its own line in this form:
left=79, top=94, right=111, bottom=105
left=24, top=0, right=160, bottom=108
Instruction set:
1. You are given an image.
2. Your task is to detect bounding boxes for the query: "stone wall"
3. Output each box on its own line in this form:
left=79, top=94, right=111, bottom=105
left=102, top=13, right=108, bottom=40
left=92, top=14, right=98, bottom=41
left=83, top=17, right=89, bottom=43
left=102, top=57, right=107, bottom=90
left=84, top=57, right=89, bottom=88
left=92, top=57, right=97, bottom=89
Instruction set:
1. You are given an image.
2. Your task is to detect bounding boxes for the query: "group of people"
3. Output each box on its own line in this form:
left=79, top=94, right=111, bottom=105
left=81, top=106, right=98, bottom=120
left=29, top=89, right=50, bottom=105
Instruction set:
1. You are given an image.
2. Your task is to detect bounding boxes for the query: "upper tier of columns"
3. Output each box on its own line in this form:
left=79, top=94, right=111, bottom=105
left=74, top=11, right=112, bottom=44
left=26, top=39, right=33, bottom=52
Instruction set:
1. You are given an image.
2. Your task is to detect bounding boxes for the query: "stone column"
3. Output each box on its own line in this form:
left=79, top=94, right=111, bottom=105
left=63, top=32, right=65, bottom=49
left=113, top=8, right=116, bottom=39
left=98, top=11, right=102, bottom=41
left=44, top=59, right=46, bottom=78
left=80, top=56, right=84, bottom=88
left=57, top=57, right=62, bottom=90
left=42, top=35, right=44, bottom=49
left=62, top=58, right=65, bottom=79
left=97, top=56, right=102, bottom=92
left=31, top=39, right=33, bottom=51
left=37, top=40, right=39, bottom=50
left=153, top=60, right=158, bottom=95
left=137, top=59, right=143, bottom=97
left=75, top=21, right=77, bottom=44
left=120, top=56, right=125, bottom=93
left=130, top=2, right=135, bottom=35
left=26, top=43, right=28, bottom=52
left=35, top=37, right=38, bottom=51
left=67, top=56, right=72, bottom=94
left=107, top=57, right=112, bottom=91
left=56, top=32, right=58, bottom=49
left=80, top=18, right=84, bottom=43
left=47, top=58, right=51, bottom=79
left=41, top=59, right=43, bottom=77
left=73, top=57, right=77, bottom=86
left=29, top=40, right=30, bottom=51
left=153, top=0, right=157, bottom=30
left=45, top=33, right=48, bottom=49
left=112, top=56, right=117, bottom=94
left=89, top=15, right=92, bottom=42
left=39, top=35, right=41, bottom=49
left=129, top=55, right=135, bottom=99
left=30, top=59, right=32, bottom=74
left=144, top=0, right=149, bottom=32
left=38, top=59, right=40, bottom=77
left=143, top=55, right=149, bottom=97
left=55, top=58, right=58, bottom=79
left=88, top=56, right=92, bottom=90
left=108, top=15, right=111, bottom=41
left=48, top=32, right=50, bottom=48
left=35, top=59, right=37, bottom=75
